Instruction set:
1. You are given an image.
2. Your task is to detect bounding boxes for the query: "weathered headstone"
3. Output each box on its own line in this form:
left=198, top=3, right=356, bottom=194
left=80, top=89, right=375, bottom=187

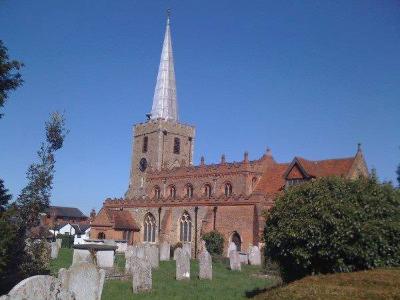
left=248, top=246, right=261, bottom=266
left=239, top=252, right=248, bottom=264
left=56, top=238, right=62, bottom=249
left=51, top=241, right=60, bottom=259
left=229, top=250, right=241, bottom=271
left=182, top=242, right=191, bottom=258
left=144, top=244, right=159, bottom=268
left=175, top=248, right=190, bottom=280
left=159, top=241, right=170, bottom=261
left=198, top=249, right=212, bottom=280
left=227, top=242, right=237, bottom=257
left=72, top=249, right=93, bottom=265
left=173, top=247, right=181, bottom=260
left=96, top=250, right=114, bottom=268
left=5, top=275, right=63, bottom=300
left=130, top=256, right=152, bottom=293
left=59, top=262, right=106, bottom=300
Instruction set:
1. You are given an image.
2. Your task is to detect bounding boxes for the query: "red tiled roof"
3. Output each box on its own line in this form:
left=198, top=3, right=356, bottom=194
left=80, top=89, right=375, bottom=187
left=254, top=163, right=289, bottom=195
left=106, top=210, right=140, bottom=231
left=296, top=157, right=355, bottom=178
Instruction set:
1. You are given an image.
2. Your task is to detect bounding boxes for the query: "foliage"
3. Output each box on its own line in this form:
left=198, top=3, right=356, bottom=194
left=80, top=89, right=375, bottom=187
left=264, top=176, right=400, bottom=282
left=0, top=208, right=26, bottom=294
left=0, top=40, right=24, bottom=118
left=56, top=233, right=74, bottom=248
left=20, top=239, right=51, bottom=277
left=397, top=163, right=400, bottom=187
left=254, top=268, right=400, bottom=300
left=202, top=230, right=225, bottom=256
left=0, top=178, right=12, bottom=213
left=17, top=112, right=68, bottom=228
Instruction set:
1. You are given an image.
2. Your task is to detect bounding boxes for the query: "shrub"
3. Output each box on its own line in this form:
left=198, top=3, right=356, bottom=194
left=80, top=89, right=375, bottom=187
left=56, top=233, right=74, bottom=248
left=264, top=176, right=400, bottom=282
left=202, top=230, right=225, bottom=255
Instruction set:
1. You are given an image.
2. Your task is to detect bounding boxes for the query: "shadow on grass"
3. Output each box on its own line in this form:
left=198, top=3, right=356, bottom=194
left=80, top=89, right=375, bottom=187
left=244, top=280, right=284, bottom=298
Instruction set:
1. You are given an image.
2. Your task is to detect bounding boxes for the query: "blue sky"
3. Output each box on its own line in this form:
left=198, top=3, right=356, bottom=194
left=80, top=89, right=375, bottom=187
left=0, top=1, right=399, bottom=214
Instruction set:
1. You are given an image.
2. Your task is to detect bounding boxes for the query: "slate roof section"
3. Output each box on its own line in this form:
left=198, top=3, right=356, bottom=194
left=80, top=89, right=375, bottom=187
left=47, top=206, right=87, bottom=219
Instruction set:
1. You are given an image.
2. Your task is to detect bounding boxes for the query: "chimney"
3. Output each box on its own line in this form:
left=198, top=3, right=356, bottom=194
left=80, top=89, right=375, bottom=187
left=221, top=154, right=226, bottom=164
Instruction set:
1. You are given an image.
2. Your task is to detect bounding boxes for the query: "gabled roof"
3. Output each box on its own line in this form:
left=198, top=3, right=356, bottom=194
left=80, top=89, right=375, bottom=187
left=47, top=206, right=87, bottom=219
left=294, top=157, right=355, bottom=178
left=92, top=208, right=140, bottom=231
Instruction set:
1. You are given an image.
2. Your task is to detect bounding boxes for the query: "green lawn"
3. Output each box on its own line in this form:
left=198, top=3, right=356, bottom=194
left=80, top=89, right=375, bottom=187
left=49, top=248, right=73, bottom=276
left=50, top=248, right=279, bottom=300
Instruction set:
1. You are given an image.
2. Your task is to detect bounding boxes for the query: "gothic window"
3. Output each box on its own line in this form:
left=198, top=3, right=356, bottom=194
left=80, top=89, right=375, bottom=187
left=186, top=184, right=194, bottom=198
left=204, top=184, right=212, bottom=198
left=97, top=232, right=105, bottom=239
left=143, top=213, right=156, bottom=243
left=224, top=182, right=233, bottom=197
left=231, top=231, right=242, bottom=251
left=142, top=136, right=148, bottom=153
left=169, top=185, right=176, bottom=199
left=180, top=211, right=192, bottom=242
left=173, top=137, right=180, bottom=154
left=154, top=186, right=161, bottom=199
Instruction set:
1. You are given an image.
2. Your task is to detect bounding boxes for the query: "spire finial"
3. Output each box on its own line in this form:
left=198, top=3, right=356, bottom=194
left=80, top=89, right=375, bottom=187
left=167, top=8, right=171, bottom=24
left=357, top=143, right=362, bottom=152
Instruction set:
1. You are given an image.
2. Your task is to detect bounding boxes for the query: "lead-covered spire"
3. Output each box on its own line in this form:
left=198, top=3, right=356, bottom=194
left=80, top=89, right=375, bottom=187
left=150, top=15, right=178, bottom=121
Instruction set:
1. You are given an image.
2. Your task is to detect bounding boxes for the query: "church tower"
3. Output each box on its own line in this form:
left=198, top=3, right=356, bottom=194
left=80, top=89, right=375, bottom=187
left=126, top=16, right=195, bottom=198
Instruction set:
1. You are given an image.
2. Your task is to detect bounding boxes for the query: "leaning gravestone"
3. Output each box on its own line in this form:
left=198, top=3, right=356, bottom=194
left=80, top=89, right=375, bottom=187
left=51, top=241, right=60, bottom=259
left=229, top=250, right=241, bottom=271
left=182, top=242, right=191, bottom=258
left=198, top=249, right=212, bottom=280
left=59, top=262, right=106, bottom=300
left=3, top=275, right=63, bottom=300
left=248, top=246, right=261, bottom=266
left=159, top=241, right=170, bottom=261
left=175, top=248, right=190, bottom=280
left=130, top=256, right=152, bottom=293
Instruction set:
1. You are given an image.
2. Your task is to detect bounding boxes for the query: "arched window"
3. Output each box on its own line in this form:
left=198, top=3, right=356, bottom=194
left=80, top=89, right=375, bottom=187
left=169, top=185, right=176, bottom=199
left=186, top=184, right=193, bottom=198
left=231, top=231, right=241, bottom=251
left=180, top=211, right=192, bottom=242
left=97, top=232, right=105, bottom=239
left=225, top=182, right=233, bottom=197
left=154, top=186, right=161, bottom=199
left=142, top=136, right=148, bottom=153
left=204, top=184, right=212, bottom=198
left=173, top=137, right=180, bottom=154
left=143, top=213, right=156, bottom=242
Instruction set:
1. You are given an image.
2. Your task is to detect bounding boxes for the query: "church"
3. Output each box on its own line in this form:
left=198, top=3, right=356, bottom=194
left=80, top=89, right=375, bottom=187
left=90, top=17, right=368, bottom=256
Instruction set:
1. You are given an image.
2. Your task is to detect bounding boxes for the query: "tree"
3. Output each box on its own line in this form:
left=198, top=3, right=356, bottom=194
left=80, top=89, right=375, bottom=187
left=0, top=179, right=12, bottom=213
left=397, top=163, right=400, bottom=187
left=202, top=230, right=225, bottom=256
left=17, top=112, right=68, bottom=228
left=0, top=40, right=24, bottom=118
left=264, top=176, right=400, bottom=282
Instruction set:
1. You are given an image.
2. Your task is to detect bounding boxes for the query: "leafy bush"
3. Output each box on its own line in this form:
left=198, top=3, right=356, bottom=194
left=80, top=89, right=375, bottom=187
left=202, top=230, right=225, bottom=255
left=264, top=176, right=400, bottom=282
left=57, top=233, right=74, bottom=248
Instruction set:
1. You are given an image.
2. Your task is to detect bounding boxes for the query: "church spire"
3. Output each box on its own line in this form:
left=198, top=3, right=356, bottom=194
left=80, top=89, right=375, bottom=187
left=150, top=13, right=178, bottom=121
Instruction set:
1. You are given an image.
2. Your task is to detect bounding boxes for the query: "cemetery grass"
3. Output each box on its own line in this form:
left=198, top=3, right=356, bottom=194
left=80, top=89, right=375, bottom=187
left=49, top=248, right=73, bottom=275
left=103, top=259, right=279, bottom=300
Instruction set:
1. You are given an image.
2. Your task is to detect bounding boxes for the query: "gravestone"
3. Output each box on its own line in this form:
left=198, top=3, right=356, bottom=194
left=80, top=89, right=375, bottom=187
left=229, top=250, right=241, bottom=271
left=96, top=250, right=114, bottom=268
left=239, top=252, right=248, bottom=264
left=4, top=275, right=63, bottom=300
left=72, top=249, right=93, bottom=265
left=56, top=238, right=62, bottom=249
left=59, top=262, right=106, bottom=300
left=51, top=241, right=60, bottom=259
left=248, top=246, right=261, bottom=266
left=144, top=244, right=159, bottom=268
left=159, top=241, right=170, bottom=261
left=175, top=248, right=190, bottom=280
left=227, top=242, right=237, bottom=257
left=130, top=256, right=152, bottom=293
left=182, top=242, right=191, bottom=258
left=198, top=249, right=212, bottom=280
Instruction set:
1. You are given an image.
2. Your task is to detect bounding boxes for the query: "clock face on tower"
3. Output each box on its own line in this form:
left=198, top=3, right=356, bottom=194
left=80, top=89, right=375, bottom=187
left=139, top=158, right=148, bottom=172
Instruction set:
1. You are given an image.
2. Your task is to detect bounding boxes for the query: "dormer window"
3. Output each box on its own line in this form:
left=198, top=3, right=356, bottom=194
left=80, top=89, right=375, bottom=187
left=286, top=178, right=306, bottom=187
